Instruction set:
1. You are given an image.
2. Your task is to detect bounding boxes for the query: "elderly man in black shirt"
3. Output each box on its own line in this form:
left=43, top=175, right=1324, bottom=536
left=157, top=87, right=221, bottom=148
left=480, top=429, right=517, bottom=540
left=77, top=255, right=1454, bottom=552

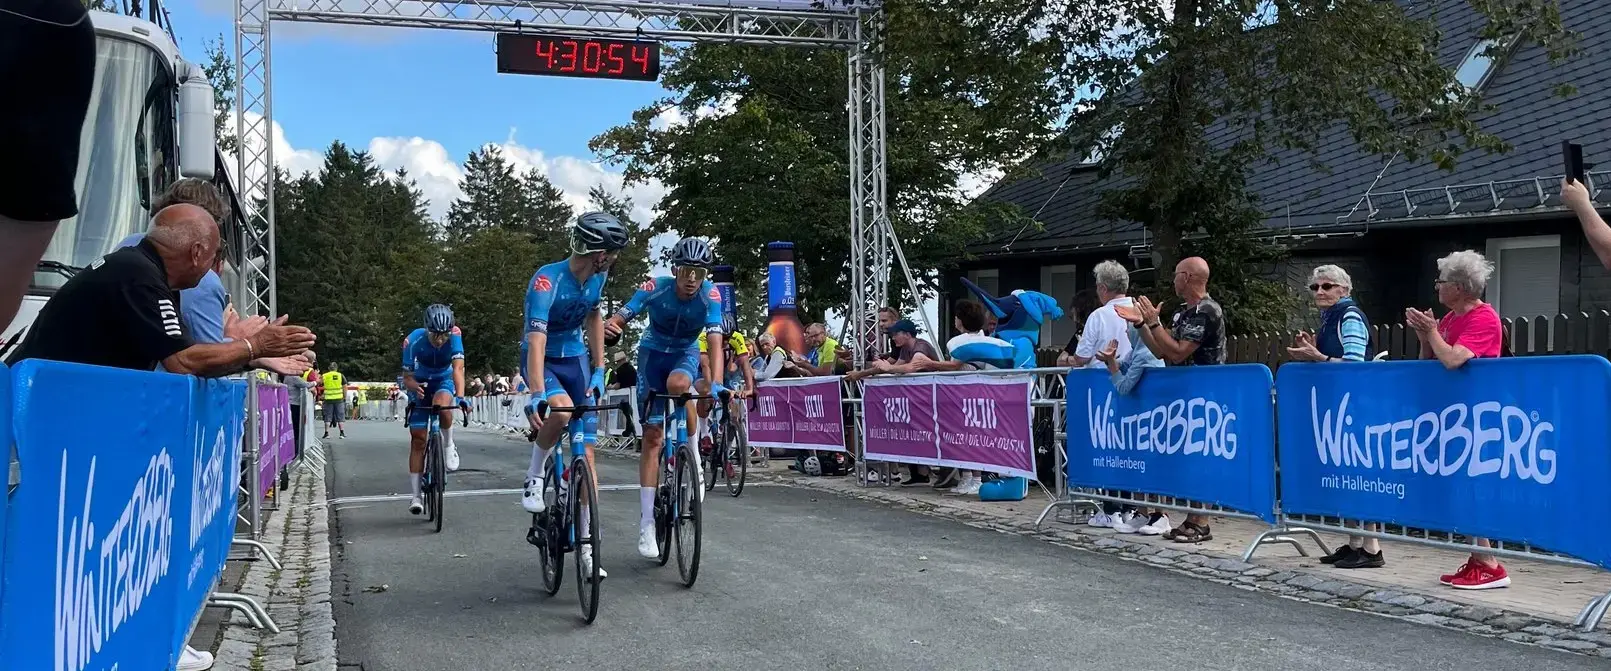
left=6, top=204, right=315, bottom=373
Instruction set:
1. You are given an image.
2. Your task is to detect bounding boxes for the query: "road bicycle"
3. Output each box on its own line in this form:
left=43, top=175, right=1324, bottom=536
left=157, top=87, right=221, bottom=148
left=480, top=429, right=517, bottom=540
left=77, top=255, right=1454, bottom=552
left=702, top=394, right=748, bottom=497
left=419, top=402, right=466, bottom=534
left=525, top=399, right=630, bottom=624
left=649, top=390, right=728, bottom=588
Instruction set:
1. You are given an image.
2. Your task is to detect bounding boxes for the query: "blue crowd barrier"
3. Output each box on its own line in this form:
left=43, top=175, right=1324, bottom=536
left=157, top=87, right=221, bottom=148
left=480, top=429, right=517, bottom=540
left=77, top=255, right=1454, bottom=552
left=1276, top=356, right=1611, bottom=570
left=0, top=361, right=246, bottom=671
left=1063, top=364, right=1278, bottom=523
left=0, top=364, right=10, bottom=621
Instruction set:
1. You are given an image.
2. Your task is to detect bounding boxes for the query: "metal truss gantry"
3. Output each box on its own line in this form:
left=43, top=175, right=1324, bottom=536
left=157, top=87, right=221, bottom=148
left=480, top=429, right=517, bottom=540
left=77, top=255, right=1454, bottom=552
left=234, top=0, right=898, bottom=363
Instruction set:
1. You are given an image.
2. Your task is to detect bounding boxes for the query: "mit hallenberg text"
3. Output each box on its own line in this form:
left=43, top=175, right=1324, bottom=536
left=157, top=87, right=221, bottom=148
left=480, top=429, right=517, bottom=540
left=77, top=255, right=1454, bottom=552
left=1085, top=390, right=1239, bottom=460
left=1308, top=389, right=1556, bottom=484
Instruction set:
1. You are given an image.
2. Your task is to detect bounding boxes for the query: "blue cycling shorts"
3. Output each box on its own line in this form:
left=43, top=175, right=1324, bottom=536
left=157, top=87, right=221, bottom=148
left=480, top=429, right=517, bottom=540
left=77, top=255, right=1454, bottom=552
left=407, top=377, right=457, bottom=429
left=636, top=345, right=701, bottom=426
left=522, top=356, right=598, bottom=442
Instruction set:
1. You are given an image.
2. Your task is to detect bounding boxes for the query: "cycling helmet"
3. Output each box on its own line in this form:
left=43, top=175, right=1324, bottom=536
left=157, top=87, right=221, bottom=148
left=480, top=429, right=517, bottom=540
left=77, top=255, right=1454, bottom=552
left=424, top=304, right=455, bottom=334
left=720, top=314, right=737, bottom=335
left=570, top=211, right=629, bottom=254
left=670, top=237, right=714, bottom=269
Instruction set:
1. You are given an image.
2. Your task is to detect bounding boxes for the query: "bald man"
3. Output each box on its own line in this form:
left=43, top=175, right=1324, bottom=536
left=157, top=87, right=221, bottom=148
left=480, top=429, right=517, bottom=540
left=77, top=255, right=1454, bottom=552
left=1123, top=255, right=1227, bottom=544
left=6, top=204, right=316, bottom=376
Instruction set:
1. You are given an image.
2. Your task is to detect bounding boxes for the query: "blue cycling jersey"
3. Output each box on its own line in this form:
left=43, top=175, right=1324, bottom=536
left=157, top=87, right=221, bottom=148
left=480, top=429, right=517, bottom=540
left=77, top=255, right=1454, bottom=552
left=402, top=327, right=465, bottom=380
left=524, top=259, right=607, bottom=358
left=616, top=276, right=723, bottom=353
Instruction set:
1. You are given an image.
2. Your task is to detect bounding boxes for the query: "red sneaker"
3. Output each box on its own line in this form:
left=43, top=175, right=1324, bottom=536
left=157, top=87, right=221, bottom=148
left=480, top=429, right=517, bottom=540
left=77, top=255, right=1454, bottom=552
left=1451, top=562, right=1510, bottom=590
left=1439, top=562, right=1476, bottom=585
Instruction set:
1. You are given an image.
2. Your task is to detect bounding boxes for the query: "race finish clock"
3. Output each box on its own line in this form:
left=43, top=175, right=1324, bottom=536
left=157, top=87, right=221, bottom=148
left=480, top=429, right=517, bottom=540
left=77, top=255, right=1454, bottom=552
left=496, top=33, right=661, bottom=82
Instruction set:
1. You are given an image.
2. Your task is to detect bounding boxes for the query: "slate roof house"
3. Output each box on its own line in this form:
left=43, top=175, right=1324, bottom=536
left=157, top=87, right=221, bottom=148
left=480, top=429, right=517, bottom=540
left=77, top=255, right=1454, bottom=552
left=949, top=0, right=1611, bottom=350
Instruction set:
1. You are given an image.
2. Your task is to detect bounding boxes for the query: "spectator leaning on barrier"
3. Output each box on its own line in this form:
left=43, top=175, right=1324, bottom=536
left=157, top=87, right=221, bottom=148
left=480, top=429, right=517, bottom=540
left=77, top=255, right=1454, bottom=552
left=909, top=299, right=1017, bottom=495
left=1089, top=318, right=1171, bottom=534
left=1127, top=256, right=1226, bottom=544
left=750, top=332, right=788, bottom=382
left=1408, top=250, right=1511, bottom=590
left=844, top=318, right=942, bottom=486
left=4, top=204, right=316, bottom=375
left=790, top=322, right=841, bottom=376
left=1060, top=260, right=1135, bottom=369
left=1288, top=265, right=1385, bottom=569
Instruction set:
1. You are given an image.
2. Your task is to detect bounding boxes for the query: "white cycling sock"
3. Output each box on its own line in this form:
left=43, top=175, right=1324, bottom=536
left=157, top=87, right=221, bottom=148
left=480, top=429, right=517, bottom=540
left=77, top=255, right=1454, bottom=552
left=528, top=442, right=551, bottom=481
left=409, top=474, right=422, bottom=498
left=443, top=424, right=454, bottom=446
left=640, top=487, right=655, bottom=528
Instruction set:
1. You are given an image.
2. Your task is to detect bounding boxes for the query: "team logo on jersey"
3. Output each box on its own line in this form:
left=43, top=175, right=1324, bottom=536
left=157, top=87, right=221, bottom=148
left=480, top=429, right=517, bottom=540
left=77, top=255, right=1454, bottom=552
left=533, top=274, right=553, bottom=292
left=451, top=325, right=462, bottom=335
left=528, top=318, right=548, bottom=333
left=640, top=278, right=656, bottom=292
left=708, top=287, right=721, bottom=302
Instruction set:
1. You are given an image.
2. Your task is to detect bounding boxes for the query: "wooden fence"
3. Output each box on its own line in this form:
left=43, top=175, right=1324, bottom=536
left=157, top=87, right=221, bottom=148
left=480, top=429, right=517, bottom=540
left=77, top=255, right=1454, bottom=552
left=1228, top=310, right=1611, bottom=370
left=1032, top=311, right=1611, bottom=370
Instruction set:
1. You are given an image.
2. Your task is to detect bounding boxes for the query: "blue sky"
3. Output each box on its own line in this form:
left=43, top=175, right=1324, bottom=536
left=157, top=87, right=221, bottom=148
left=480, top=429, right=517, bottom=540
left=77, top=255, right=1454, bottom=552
left=165, top=0, right=673, bottom=222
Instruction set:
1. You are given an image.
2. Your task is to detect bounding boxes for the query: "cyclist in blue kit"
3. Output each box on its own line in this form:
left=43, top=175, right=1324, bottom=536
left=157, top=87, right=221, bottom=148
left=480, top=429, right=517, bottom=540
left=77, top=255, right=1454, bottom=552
left=604, top=237, right=729, bottom=559
left=401, top=304, right=467, bottom=515
left=521, top=212, right=630, bottom=578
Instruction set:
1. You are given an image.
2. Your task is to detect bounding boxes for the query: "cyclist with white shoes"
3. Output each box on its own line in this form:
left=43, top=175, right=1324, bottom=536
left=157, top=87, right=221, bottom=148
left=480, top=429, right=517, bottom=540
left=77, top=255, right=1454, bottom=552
left=520, top=212, right=629, bottom=579
left=603, top=237, right=728, bottom=560
left=401, top=304, right=466, bottom=514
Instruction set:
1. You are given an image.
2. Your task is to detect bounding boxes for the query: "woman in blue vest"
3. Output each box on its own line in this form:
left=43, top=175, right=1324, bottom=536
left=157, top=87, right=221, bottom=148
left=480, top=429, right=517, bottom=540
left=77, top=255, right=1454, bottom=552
left=1287, top=264, right=1380, bottom=569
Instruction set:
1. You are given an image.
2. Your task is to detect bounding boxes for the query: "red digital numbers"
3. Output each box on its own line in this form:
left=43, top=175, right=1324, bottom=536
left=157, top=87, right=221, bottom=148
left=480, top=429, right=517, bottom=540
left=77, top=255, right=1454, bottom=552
left=560, top=40, right=578, bottom=72
left=606, top=43, right=626, bottom=75
left=534, top=40, right=555, bottom=68
left=630, top=45, right=650, bottom=74
left=582, top=41, right=603, bottom=73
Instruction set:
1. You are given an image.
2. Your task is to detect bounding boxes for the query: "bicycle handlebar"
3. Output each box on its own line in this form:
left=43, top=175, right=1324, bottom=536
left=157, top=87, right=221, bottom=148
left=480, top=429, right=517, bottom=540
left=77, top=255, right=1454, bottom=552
left=426, top=404, right=469, bottom=427
left=532, top=399, right=634, bottom=421
left=651, top=391, right=732, bottom=404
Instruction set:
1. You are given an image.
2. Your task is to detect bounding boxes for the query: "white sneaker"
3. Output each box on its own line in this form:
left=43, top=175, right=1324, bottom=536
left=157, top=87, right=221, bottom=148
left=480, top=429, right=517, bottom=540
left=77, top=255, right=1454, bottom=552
left=1112, top=513, right=1145, bottom=534
left=1087, top=512, right=1114, bottom=528
left=945, top=476, right=975, bottom=494
left=581, top=549, right=607, bottom=581
left=408, top=496, right=424, bottom=515
left=445, top=441, right=461, bottom=472
left=177, top=645, right=215, bottom=671
left=959, top=479, right=982, bottom=496
left=637, top=525, right=660, bottom=559
left=1138, top=513, right=1172, bottom=536
left=521, top=477, right=546, bottom=513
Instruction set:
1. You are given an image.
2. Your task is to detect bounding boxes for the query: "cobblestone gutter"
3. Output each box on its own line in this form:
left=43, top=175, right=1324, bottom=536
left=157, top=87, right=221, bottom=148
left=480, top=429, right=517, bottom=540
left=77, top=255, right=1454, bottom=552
left=213, top=465, right=338, bottom=670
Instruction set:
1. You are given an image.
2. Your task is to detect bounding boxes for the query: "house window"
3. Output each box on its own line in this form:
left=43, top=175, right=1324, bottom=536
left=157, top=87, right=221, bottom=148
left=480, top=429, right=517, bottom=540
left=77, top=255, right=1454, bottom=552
left=1453, top=37, right=1514, bottom=92
left=1485, top=235, right=1560, bottom=321
left=1040, top=264, right=1079, bottom=347
left=966, top=268, right=999, bottom=298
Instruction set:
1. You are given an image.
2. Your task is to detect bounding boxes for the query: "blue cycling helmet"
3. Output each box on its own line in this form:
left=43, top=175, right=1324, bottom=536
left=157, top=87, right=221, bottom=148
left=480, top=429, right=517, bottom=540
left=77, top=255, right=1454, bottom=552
left=424, top=304, right=455, bottom=334
left=670, top=237, right=714, bottom=269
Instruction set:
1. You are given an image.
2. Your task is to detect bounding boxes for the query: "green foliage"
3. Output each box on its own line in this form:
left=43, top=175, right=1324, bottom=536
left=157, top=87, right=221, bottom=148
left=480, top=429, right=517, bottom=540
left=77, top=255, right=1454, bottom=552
left=1043, top=0, right=1577, bottom=331
left=273, top=143, right=439, bottom=380
left=201, top=35, right=236, bottom=155
left=591, top=0, right=1071, bottom=322
left=437, top=227, right=540, bottom=375
left=443, top=146, right=572, bottom=241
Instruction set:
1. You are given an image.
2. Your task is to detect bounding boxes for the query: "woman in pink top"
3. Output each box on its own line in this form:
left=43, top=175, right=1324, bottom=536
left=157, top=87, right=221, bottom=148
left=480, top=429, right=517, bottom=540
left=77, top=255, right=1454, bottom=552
left=1405, top=250, right=1508, bottom=590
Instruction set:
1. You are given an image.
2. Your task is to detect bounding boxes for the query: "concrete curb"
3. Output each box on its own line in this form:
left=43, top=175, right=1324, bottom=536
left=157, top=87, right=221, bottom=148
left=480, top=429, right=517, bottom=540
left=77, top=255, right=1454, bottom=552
left=212, top=463, right=338, bottom=670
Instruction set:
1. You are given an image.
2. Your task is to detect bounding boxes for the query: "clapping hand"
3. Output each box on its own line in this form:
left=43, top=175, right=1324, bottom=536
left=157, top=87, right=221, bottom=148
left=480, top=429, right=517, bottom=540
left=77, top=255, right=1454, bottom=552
left=1134, top=296, right=1161, bottom=326
left=1287, top=331, right=1326, bottom=362
left=1093, top=339, right=1121, bottom=365
left=224, top=311, right=271, bottom=342
left=1404, top=307, right=1437, bottom=334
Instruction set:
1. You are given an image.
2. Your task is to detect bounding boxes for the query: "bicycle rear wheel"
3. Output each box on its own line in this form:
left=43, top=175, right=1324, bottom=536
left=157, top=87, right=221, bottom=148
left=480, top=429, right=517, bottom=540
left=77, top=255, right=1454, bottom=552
left=537, top=460, right=564, bottom=596
left=724, top=412, right=746, bottom=497
left=571, top=458, right=601, bottom=624
left=673, top=443, right=703, bottom=587
left=431, top=430, right=446, bottom=533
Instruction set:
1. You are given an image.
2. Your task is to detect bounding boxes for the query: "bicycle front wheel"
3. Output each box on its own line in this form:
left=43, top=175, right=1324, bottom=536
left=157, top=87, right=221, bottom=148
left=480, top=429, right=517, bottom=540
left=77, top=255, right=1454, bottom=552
left=537, top=456, right=565, bottom=596
left=673, top=443, right=703, bottom=588
left=571, top=458, right=601, bottom=624
left=424, top=432, right=440, bottom=522
left=431, top=430, right=446, bottom=533
left=725, top=413, right=746, bottom=497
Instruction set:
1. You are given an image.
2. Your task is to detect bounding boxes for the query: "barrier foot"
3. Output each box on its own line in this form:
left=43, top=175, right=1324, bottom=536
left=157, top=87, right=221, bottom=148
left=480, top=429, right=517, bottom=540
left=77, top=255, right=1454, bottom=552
left=1033, top=499, right=1096, bottom=532
left=1575, top=591, right=1611, bottom=632
left=1241, top=526, right=1329, bottom=563
left=230, top=538, right=284, bottom=571
left=208, top=593, right=281, bottom=633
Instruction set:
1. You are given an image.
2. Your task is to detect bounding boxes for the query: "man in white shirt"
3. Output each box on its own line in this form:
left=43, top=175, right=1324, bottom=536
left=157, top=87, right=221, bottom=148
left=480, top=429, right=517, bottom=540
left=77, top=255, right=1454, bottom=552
left=1059, top=260, right=1134, bottom=368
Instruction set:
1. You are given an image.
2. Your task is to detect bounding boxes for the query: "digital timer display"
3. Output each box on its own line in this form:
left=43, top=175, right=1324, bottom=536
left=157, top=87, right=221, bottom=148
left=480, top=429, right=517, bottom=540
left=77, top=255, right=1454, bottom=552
left=496, top=33, right=661, bottom=82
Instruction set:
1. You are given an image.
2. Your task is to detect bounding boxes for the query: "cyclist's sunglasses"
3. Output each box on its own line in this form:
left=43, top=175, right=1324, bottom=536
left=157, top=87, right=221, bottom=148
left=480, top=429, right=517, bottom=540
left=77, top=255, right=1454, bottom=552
left=674, top=266, right=709, bottom=281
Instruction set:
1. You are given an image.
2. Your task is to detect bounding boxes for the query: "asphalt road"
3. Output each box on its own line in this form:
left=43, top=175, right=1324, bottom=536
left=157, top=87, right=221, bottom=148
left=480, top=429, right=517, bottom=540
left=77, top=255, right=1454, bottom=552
left=327, top=420, right=1597, bottom=671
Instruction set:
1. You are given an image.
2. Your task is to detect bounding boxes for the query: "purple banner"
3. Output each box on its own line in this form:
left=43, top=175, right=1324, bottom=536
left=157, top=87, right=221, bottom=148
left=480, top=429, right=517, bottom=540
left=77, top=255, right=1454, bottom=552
left=861, top=374, right=1036, bottom=479
left=746, top=377, right=847, bottom=452
left=275, top=386, right=295, bottom=472
left=255, top=384, right=291, bottom=499
left=861, top=378, right=941, bottom=465
left=934, top=376, right=1034, bottom=479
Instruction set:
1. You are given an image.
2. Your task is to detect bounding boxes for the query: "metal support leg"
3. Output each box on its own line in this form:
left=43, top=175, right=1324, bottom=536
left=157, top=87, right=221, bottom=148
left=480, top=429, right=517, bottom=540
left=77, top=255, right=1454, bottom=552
left=1575, top=591, right=1611, bottom=632
left=208, top=593, right=281, bottom=633
left=229, top=538, right=284, bottom=570
left=1034, top=497, right=1098, bottom=531
left=1241, top=525, right=1330, bottom=563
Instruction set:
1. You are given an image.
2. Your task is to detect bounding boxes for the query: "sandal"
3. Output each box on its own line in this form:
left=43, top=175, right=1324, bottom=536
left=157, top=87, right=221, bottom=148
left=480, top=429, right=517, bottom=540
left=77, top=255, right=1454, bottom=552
left=1169, top=521, right=1213, bottom=543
